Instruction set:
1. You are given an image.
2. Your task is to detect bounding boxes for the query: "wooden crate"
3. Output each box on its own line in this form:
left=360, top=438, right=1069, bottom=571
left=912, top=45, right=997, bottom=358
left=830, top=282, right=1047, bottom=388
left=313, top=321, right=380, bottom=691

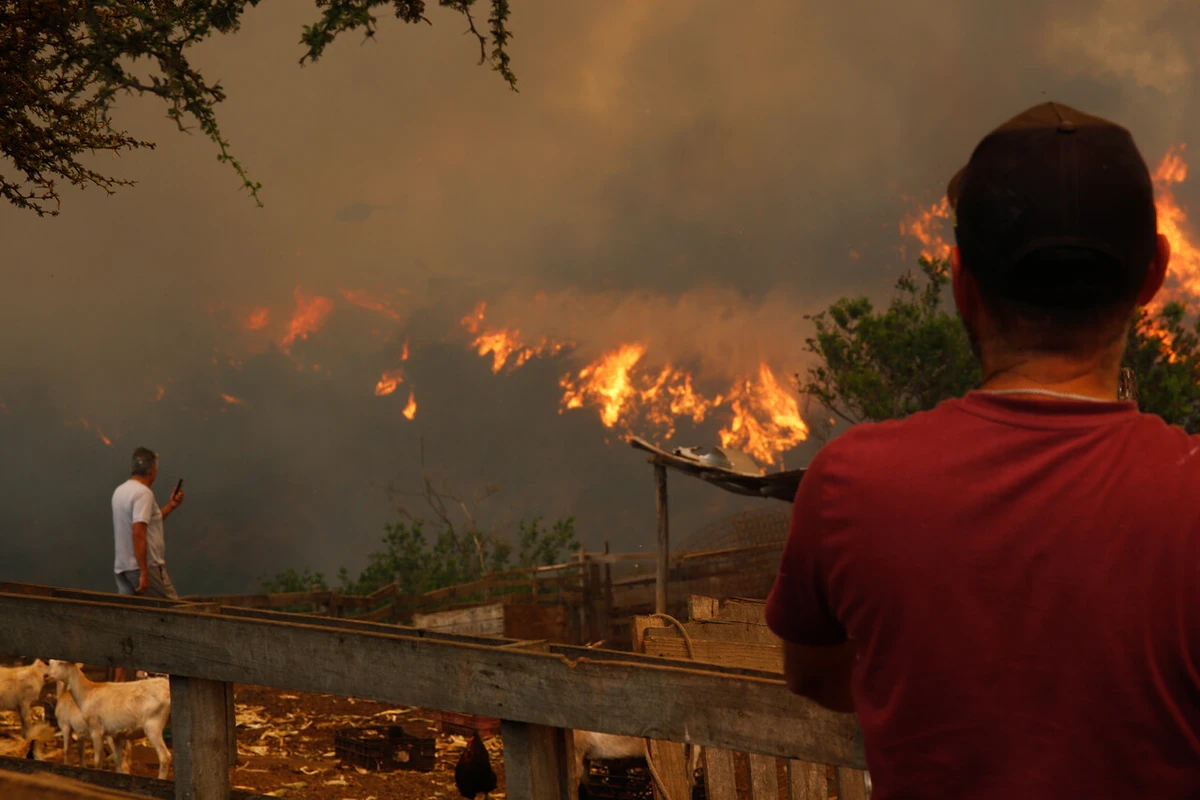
left=434, top=710, right=502, bottom=739
left=334, top=725, right=436, bottom=772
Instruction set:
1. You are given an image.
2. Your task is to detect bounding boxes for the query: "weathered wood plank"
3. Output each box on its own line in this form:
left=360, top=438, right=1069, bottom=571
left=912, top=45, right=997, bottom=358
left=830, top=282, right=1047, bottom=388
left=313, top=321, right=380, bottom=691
left=0, top=769, right=151, bottom=800
left=748, top=753, right=779, bottom=799
left=836, top=767, right=870, bottom=800
left=412, top=602, right=505, bottom=636
left=718, top=599, right=768, bottom=625
left=501, top=721, right=576, bottom=800
left=702, top=748, right=738, bottom=800
left=648, top=739, right=691, bottom=800
left=649, top=619, right=780, bottom=646
left=688, top=595, right=720, bottom=621
left=641, top=637, right=783, bottom=672
left=224, top=683, right=237, bottom=768
left=0, top=593, right=865, bottom=767
left=0, top=757, right=270, bottom=799
left=787, top=759, right=826, bottom=800
left=214, top=605, right=784, bottom=681
left=170, top=676, right=230, bottom=800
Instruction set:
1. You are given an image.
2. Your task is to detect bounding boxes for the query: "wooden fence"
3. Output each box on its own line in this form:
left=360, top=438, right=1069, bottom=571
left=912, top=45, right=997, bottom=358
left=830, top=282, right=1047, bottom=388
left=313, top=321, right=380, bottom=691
left=638, top=596, right=869, bottom=800
left=0, top=581, right=863, bottom=800
left=177, top=541, right=785, bottom=650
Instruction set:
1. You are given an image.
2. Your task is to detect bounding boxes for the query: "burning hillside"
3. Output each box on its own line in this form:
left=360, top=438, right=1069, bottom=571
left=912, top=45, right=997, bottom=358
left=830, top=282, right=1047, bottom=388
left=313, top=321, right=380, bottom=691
left=460, top=296, right=810, bottom=469
left=52, top=147, right=1199, bottom=462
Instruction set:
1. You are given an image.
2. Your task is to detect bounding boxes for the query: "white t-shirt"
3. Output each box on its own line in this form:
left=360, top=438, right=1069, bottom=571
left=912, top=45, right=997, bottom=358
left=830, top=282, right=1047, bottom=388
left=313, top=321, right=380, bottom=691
left=112, top=479, right=166, bottom=574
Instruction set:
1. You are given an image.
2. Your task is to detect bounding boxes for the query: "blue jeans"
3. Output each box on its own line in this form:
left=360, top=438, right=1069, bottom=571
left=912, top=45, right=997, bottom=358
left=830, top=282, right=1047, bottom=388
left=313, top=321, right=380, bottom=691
left=115, top=569, right=139, bottom=595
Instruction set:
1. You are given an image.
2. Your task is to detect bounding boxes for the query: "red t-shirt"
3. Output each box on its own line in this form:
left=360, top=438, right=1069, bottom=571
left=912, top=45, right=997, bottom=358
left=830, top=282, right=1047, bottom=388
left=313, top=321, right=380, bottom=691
left=766, top=392, right=1200, bottom=798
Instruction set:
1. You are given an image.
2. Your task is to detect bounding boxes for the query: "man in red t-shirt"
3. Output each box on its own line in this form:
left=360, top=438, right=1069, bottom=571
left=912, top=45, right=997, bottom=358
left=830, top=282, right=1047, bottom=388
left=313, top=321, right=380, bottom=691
left=765, top=102, right=1200, bottom=798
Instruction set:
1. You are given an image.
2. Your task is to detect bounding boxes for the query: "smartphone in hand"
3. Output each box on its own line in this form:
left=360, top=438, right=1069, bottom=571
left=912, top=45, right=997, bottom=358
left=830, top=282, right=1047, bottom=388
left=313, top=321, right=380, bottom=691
left=173, top=479, right=183, bottom=500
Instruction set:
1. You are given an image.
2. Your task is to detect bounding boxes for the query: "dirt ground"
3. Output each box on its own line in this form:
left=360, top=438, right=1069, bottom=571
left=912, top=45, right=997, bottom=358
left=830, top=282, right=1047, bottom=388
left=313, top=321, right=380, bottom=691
left=2, top=682, right=846, bottom=799
left=2, top=682, right=507, bottom=799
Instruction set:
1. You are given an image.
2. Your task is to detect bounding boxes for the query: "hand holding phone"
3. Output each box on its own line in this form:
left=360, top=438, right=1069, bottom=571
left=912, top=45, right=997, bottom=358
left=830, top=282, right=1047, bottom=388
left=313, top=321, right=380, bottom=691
left=171, top=478, right=185, bottom=506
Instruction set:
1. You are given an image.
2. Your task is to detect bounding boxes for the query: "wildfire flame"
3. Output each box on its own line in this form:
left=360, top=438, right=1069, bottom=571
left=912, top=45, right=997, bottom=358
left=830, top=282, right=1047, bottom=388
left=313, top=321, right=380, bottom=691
left=374, top=369, right=404, bottom=397
left=900, top=197, right=952, bottom=261
left=560, top=343, right=647, bottom=428
left=280, top=287, right=334, bottom=351
left=462, top=302, right=570, bottom=373
left=220, top=393, right=248, bottom=407
left=72, top=417, right=113, bottom=447
left=153, top=386, right=165, bottom=401
left=401, top=336, right=410, bottom=361
left=402, top=390, right=418, bottom=420
left=719, top=366, right=808, bottom=467
left=243, top=307, right=270, bottom=331
left=555, top=343, right=806, bottom=467
left=1152, top=144, right=1200, bottom=305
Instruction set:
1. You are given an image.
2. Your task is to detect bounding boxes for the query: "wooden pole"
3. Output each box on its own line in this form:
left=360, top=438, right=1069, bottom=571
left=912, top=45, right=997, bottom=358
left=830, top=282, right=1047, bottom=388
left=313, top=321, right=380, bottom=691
left=602, top=541, right=613, bottom=642
left=654, top=464, right=669, bottom=616
left=169, top=676, right=231, bottom=800
left=500, top=720, right=577, bottom=800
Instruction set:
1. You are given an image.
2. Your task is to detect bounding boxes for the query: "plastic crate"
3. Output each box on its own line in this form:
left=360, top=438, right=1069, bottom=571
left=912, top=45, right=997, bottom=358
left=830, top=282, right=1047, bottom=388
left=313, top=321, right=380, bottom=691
left=583, top=758, right=707, bottom=800
left=435, top=710, right=502, bottom=739
left=334, top=725, right=436, bottom=772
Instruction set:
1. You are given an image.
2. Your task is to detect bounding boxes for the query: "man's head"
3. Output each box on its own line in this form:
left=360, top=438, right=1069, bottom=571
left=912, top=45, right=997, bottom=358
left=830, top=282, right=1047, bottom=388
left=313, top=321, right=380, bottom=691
left=131, top=447, right=158, bottom=482
left=948, top=102, right=1170, bottom=369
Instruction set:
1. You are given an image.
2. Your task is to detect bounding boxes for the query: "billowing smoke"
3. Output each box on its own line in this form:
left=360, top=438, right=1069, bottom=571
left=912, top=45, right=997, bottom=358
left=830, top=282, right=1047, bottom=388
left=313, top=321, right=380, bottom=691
left=2, top=1, right=1199, bottom=593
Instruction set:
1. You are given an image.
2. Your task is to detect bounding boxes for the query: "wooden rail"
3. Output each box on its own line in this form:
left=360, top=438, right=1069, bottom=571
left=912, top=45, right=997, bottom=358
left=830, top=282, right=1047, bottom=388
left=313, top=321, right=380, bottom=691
left=0, top=584, right=863, bottom=800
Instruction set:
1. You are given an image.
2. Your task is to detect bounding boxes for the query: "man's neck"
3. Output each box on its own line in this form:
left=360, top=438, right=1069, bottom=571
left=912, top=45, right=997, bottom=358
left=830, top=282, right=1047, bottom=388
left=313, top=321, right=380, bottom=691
left=131, top=475, right=153, bottom=488
left=979, top=354, right=1121, bottom=400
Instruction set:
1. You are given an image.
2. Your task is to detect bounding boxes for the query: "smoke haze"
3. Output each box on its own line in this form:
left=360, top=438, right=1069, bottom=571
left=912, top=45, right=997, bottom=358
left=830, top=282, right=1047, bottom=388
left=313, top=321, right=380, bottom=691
left=3, top=1, right=1199, bottom=592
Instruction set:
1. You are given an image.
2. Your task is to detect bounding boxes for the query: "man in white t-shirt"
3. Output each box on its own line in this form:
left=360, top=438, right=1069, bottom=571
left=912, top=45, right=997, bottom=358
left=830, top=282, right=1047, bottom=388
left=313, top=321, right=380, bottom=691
left=112, top=447, right=185, bottom=598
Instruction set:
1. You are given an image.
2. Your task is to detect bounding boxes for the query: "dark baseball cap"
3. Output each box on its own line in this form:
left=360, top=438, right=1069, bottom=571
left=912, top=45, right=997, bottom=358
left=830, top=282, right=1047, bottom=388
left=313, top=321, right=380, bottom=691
left=948, top=102, right=1158, bottom=307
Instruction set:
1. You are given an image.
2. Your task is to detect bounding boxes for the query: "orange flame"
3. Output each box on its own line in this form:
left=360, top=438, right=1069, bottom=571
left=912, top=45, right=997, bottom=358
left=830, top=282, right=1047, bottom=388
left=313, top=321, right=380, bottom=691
left=243, top=307, right=270, bottom=331
left=220, top=393, right=248, bottom=407
left=560, top=343, right=647, bottom=427
left=556, top=345, right=806, bottom=466
left=73, top=417, right=114, bottom=447
left=154, top=386, right=165, bottom=401
left=462, top=302, right=570, bottom=372
left=1152, top=144, right=1200, bottom=305
left=340, top=288, right=401, bottom=322
left=401, top=336, right=410, bottom=361
left=899, top=197, right=952, bottom=261
left=719, top=365, right=808, bottom=468
left=402, top=390, right=418, bottom=420
left=375, top=368, right=404, bottom=397
left=461, top=302, right=486, bottom=334
left=280, top=287, right=334, bottom=351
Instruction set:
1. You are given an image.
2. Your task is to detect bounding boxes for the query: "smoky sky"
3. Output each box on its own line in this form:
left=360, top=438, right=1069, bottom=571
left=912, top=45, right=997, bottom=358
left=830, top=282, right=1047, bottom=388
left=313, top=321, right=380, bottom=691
left=3, top=1, right=1200, bottom=593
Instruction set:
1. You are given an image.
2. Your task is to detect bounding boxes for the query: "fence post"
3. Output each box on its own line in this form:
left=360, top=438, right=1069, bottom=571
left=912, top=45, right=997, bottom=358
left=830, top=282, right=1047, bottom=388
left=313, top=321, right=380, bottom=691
left=603, top=541, right=613, bottom=642
left=654, top=464, right=669, bottom=615
left=500, top=719, right=577, bottom=799
left=169, top=675, right=231, bottom=800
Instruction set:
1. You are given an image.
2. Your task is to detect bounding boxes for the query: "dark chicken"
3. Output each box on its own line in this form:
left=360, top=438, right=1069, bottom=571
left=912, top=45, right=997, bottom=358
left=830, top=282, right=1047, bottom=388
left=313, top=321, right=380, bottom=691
left=454, top=731, right=498, bottom=799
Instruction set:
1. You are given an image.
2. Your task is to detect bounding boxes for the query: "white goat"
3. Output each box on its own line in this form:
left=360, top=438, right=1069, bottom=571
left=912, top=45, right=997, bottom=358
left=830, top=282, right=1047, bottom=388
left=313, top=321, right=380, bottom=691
left=54, top=679, right=115, bottom=767
left=573, top=731, right=700, bottom=798
left=0, top=659, right=49, bottom=737
left=47, top=660, right=172, bottom=779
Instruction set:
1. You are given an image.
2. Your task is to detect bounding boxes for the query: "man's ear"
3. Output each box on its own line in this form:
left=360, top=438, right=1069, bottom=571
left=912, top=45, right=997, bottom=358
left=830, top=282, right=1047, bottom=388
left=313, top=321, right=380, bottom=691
left=950, top=247, right=975, bottom=319
left=1136, top=233, right=1171, bottom=306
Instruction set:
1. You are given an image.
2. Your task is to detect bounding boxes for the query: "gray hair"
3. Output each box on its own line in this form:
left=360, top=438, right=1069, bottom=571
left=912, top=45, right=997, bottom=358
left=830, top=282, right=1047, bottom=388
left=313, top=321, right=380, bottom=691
left=130, top=447, right=158, bottom=476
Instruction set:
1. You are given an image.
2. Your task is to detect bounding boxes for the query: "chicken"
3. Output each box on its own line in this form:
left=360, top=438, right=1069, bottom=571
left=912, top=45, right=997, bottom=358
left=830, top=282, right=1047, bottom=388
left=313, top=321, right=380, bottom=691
left=454, top=731, right=498, bottom=799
